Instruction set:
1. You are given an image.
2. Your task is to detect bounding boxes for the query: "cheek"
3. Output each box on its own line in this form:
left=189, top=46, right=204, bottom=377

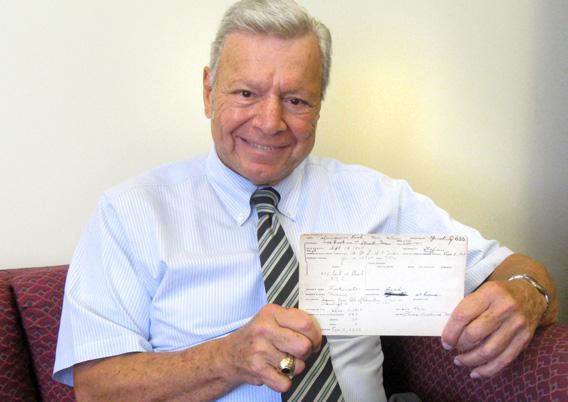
left=216, top=105, right=254, bottom=135
left=290, top=119, right=317, bottom=144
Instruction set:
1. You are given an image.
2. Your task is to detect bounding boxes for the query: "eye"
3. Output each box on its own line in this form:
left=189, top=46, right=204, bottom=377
left=240, top=90, right=252, bottom=98
left=288, top=97, right=308, bottom=106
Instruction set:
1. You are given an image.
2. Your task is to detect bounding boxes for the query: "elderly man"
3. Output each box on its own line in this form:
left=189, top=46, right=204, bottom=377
left=54, top=0, right=558, bottom=401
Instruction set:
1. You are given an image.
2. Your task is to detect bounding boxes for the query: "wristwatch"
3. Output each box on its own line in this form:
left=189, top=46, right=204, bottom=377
left=508, top=274, right=550, bottom=311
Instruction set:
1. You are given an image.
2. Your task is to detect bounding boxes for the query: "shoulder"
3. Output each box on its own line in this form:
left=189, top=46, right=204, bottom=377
left=303, top=155, right=408, bottom=195
left=103, top=154, right=208, bottom=203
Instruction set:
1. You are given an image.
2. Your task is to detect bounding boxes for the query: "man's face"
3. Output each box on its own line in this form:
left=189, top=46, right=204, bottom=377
left=203, top=32, right=323, bottom=185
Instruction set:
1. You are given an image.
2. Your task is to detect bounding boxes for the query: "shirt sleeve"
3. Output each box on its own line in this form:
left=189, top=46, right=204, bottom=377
left=396, top=180, right=514, bottom=294
left=53, top=194, right=154, bottom=386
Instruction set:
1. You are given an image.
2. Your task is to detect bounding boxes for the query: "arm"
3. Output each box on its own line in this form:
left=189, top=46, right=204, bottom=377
left=74, top=305, right=320, bottom=401
left=441, top=253, right=558, bottom=378
left=74, top=337, right=234, bottom=402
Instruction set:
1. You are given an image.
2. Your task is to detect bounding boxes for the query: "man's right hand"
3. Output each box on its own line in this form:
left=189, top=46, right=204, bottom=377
left=220, top=304, right=322, bottom=393
left=74, top=304, right=321, bottom=401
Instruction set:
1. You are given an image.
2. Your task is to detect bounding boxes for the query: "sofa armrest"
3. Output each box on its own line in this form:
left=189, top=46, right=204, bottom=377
left=382, top=323, right=568, bottom=402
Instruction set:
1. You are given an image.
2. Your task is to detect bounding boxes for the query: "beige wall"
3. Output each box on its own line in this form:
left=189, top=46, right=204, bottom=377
left=1, top=1, right=566, bottom=322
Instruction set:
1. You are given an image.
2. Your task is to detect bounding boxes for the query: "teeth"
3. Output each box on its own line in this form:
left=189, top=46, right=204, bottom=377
left=249, top=141, right=275, bottom=151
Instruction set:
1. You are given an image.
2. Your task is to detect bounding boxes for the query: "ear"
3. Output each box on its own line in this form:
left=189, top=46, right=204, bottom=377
left=203, top=66, right=213, bottom=118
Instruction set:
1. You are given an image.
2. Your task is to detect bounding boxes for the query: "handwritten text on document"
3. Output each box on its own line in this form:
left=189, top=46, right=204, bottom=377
left=299, top=234, right=467, bottom=336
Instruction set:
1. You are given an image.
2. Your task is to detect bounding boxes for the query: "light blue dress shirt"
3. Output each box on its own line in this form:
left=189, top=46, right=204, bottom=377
left=54, top=150, right=512, bottom=402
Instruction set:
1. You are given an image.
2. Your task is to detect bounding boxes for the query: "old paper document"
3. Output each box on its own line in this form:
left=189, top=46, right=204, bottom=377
left=299, top=234, right=467, bottom=336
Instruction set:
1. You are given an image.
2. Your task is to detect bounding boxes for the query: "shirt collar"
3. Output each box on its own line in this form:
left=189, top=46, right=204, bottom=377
left=270, top=160, right=304, bottom=222
left=206, top=149, right=305, bottom=226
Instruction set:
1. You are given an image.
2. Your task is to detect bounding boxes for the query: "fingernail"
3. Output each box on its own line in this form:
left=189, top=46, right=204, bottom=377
left=470, top=372, right=481, bottom=380
left=453, top=357, right=463, bottom=367
left=442, top=341, right=453, bottom=351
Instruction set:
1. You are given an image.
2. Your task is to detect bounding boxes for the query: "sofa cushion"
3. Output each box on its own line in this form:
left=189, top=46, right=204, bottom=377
left=382, top=325, right=568, bottom=402
left=0, top=270, right=39, bottom=402
left=11, top=266, right=75, bottom=402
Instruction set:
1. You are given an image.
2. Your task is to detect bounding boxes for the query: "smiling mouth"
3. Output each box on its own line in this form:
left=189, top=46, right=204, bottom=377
left=244, top=139, right=286, bottom=151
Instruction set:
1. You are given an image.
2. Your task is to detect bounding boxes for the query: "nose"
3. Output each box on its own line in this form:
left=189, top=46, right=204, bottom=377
left=253, top=96, right=287, bottom=135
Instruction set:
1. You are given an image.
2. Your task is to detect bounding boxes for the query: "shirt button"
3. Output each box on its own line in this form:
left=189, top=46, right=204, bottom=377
left=238, top=213, right=245, bottom=223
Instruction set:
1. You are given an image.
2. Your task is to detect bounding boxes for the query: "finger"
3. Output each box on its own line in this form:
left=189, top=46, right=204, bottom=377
left=242, top=343, right=297, bottom=391
left=455, top=311, right=533, bottom=369
left=453, top=301, right=503, bottom=352
left=467, top=329, right=532, bottom=378
left=274, top=355, right=306, bottom=377
left=274, top=307, right=321, bottom=341
left=292, top=358, right=305, bottom=376
left=264, top=356, right=305, bottom=392
left=270, top=307, right=322, bottom=355
left=243, top=305, right=316, bottom=365
left=271, top=326, right=316, bottom=360
left=266, top=347, right=296, bottom=371
left=252, top=305, right=318, bottom=360
left=262, top=365, right=293, bottom=393
left=454, top=280, right=535, bottom=353
left=454, top=321, right=508, bottom=368
left=441, top=288, right=491, bottom=350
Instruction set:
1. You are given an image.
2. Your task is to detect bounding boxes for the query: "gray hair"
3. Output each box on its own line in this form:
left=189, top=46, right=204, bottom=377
left=208, top=0, right=332, bottom=99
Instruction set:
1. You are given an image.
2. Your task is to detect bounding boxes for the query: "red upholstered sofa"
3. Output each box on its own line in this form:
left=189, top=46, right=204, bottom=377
left=1, top=265, right=567, bottom=402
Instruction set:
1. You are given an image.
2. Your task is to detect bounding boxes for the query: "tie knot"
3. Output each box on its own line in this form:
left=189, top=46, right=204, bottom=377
left=251, top=187, right=281, bottom=216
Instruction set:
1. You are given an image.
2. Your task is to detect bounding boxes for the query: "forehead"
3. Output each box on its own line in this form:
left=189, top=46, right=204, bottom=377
left=217, top=32, right=322, bottom=93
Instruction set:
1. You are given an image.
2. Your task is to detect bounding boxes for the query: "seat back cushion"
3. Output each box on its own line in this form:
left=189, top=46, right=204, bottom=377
left=0, top=270, right=39, bottom=401
left=11, top=266, right=75, bottom=402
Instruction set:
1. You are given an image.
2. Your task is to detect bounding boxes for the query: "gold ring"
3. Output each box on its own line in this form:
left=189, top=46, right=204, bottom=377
left=279, top=355, right=295, bottom=376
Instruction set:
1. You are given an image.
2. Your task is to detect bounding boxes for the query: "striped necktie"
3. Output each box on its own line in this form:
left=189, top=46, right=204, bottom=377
left=251, top=187, right=343, bottom=402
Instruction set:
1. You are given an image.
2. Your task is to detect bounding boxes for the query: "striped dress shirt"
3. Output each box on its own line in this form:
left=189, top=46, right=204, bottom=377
left=54, top=149, right=512, bottom=402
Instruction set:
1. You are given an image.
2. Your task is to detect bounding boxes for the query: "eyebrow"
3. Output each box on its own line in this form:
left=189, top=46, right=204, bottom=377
left=225, top=79, right=264, bottom=90
left=226, top=79, right=319, bottom=99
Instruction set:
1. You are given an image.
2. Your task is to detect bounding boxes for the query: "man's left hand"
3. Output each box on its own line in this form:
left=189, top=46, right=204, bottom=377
left=441, top=276, right=547, bottom=378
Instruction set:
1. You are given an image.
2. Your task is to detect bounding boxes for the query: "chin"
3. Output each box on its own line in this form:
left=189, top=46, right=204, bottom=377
left=238, top=162, right=283, bottom=185
left=247, top=171, right=285, bottom=186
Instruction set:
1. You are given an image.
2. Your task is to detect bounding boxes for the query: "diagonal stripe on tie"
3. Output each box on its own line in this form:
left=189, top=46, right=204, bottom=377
left=251, top=187, right=344, bottom=402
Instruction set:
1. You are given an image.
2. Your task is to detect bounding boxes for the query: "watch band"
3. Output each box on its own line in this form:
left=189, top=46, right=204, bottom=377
left=508, top=274, right=551, bottom=308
